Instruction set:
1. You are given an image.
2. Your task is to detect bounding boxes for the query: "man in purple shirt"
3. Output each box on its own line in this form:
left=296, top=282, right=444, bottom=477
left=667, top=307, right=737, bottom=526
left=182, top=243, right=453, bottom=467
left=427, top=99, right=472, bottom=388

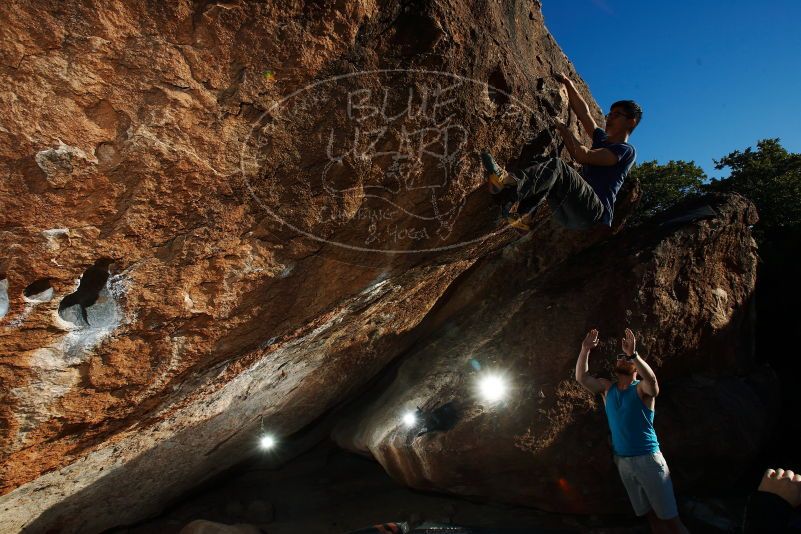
left=482, top=72, right=640, bottom=232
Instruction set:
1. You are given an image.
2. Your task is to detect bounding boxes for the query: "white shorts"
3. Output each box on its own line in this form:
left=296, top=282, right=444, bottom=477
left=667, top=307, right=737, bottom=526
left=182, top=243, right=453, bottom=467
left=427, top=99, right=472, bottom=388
left=614, top=451, right=679, bottom=519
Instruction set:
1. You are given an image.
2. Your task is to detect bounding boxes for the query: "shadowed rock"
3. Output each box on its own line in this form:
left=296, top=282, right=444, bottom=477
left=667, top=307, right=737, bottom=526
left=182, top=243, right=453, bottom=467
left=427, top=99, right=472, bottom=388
left=333, top=193, right=774, bottom=514
left=58, top=259, right=115, bottom=327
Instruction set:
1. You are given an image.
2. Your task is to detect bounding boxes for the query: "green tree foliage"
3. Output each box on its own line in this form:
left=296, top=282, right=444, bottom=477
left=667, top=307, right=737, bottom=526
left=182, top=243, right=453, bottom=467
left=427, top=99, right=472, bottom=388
left=707, top=138, right=801, bottom=240
left=629, top=140, right=801, bottom=239
left=629, top=160, right=706, bottom=224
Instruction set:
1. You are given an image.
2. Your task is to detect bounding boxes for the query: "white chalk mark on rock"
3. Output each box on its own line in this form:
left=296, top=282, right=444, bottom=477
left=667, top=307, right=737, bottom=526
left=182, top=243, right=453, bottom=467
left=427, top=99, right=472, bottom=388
left=0, top=279, right=8, bottom=319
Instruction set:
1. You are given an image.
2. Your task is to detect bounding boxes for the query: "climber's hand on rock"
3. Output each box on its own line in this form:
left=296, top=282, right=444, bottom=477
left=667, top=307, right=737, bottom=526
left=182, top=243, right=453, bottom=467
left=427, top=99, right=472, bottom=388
left=553, top=71, right=571, bottom=87
left=554, top=119, right=569, bottom=135
left=582, top=329, right=599, bottom=351
left=758, top=468, right=801, bottom=507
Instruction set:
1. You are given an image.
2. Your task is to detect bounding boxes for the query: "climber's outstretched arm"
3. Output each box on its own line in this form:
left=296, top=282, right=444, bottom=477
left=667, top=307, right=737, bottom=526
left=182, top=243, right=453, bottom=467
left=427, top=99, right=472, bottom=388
left=554, top=72, right=597, bottom=137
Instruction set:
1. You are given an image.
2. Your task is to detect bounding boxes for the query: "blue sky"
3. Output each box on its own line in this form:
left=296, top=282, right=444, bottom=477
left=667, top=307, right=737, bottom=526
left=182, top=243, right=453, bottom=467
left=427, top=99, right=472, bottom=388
left=541, top=0, right=801, bottom=178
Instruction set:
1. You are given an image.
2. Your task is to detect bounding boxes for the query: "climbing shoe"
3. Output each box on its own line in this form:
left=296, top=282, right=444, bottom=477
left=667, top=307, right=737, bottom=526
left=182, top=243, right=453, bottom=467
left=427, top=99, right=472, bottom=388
left=481, top=150, right=513, bottom=194
left=501, top=200, right=532, bottom=234
left=506, top=213, right=532, bottom=233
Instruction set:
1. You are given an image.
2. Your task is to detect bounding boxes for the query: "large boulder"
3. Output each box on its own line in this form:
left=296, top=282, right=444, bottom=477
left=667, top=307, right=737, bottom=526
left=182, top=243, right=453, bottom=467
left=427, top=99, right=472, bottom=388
left=0, top=0, right=768, bottom=532
left=333, top=193, right=777, bottom=514
left=0, top=0, right=621, bottom=532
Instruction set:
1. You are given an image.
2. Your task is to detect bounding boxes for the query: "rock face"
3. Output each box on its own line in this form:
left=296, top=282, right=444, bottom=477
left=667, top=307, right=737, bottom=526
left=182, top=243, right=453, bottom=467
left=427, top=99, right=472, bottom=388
left=333, top=193, right=774, bottom=514
left=0, top=1, right=771, bottom=532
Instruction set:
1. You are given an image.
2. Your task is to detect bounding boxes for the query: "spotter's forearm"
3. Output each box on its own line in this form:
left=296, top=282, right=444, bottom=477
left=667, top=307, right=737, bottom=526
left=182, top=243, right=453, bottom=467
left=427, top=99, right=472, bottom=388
left=634, top=353, right=658, bottom=385
left=575, top=347, right=591, bottom=382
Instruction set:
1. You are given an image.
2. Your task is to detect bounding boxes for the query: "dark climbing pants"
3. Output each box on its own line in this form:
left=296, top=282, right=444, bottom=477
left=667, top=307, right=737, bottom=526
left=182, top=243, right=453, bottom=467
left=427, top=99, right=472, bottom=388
left=513, top=157, right=605, bottom=230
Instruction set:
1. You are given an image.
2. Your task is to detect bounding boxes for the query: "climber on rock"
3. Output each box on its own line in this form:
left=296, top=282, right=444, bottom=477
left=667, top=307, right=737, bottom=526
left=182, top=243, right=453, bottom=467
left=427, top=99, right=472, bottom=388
left=481, top=72, right=640, bottom=232
left=575, top=328, right=689, bottom=534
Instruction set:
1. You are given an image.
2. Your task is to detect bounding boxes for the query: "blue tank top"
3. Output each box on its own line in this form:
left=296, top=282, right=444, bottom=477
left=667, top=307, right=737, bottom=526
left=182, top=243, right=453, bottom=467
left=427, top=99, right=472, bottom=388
left=604, top=379, right=660, bottom=457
